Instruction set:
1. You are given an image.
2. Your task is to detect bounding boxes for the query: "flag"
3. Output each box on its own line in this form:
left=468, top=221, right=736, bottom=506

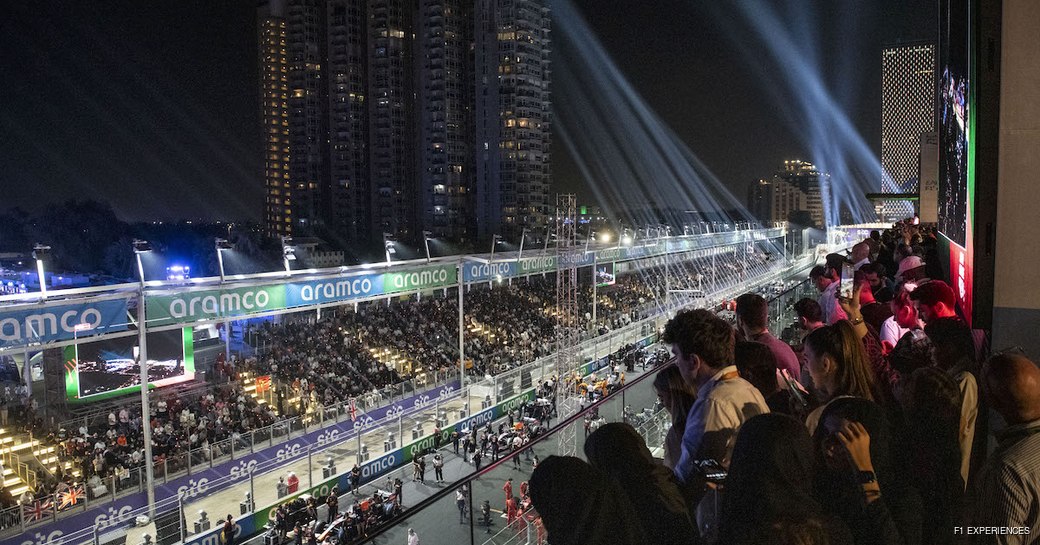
left=57, top=485, right=85, bottom=510
left=23, top=499, right=54, bottom=522
left=255, top=375, right=272, bottom=395
left=349, top=398, right=357, bottom=422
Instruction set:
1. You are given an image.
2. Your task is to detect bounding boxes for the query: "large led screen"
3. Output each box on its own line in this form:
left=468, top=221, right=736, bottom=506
left=938, top=0, right=972, bottom=249
left=64, top=327, right=195, bottom=402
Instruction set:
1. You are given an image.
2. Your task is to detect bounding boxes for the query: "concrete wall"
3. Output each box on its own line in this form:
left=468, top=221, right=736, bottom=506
left=992, top=0, right=1040, bottom=355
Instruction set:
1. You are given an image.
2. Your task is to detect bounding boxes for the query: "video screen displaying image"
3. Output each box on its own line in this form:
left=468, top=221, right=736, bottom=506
left=938, top=0, right=971, bottom=248
left=596, top=262, right=616, bottom=287
left=65, top=328, right=194, bottom=402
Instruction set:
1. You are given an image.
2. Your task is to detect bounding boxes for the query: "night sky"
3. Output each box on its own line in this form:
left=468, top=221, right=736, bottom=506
left=0, top=1, right=934, bottom=222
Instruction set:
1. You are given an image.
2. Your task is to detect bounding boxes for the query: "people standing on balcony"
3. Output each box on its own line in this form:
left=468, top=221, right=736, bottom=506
left=651, top=364, right=697, bottom=471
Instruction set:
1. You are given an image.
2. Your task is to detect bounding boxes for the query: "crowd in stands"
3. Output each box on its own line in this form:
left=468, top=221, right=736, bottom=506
left=1, top=244, right=784, bottom=511
left=531, top=220, right=1039, bottom=545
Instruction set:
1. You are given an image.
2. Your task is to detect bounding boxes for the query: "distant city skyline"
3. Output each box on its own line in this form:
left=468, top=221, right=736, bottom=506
left=0, top=1, right=935, bottom=223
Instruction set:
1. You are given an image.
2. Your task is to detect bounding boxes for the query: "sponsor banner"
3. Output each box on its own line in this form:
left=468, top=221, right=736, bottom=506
left=399, top=389, right=537, bottom=464
left=0, top=298, right=130, bottom=350
left=0, top=380, right=460, bottom=545
left=146, top=265, right=457, bottom=328
left=146, top=285, right=286, bottom=328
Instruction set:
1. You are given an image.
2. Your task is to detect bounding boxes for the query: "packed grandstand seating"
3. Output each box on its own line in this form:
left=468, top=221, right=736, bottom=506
left=0, top=245, right=782, bottom=507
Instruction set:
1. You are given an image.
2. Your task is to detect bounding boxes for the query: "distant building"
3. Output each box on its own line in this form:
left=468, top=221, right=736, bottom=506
left=258, top=0, right=291, bottom=238
left=418, top=0, right=475, bottom=242
left=475, top=0, right=553, bottom=241
left=258, top=0, right=553, bottom=248
left=748, top=160, right=827, bottom=227
left=881, top=42, right=936, bottom=218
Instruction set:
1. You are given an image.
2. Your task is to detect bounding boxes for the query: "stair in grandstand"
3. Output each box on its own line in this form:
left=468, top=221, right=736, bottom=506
left=31, top=439, right=81, bottom=484
left=0, top=426, right=42, bottom=496
left=239, top=371, right=274, bottom=408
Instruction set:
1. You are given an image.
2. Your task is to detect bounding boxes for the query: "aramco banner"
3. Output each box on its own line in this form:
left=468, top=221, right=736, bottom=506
left=0, top=298, right=130, bottom=350
left=145, top=264, right=457, bottom=328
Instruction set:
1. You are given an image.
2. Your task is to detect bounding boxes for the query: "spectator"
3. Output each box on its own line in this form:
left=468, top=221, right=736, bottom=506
left=910, top=280, right=958, bottom=324
left=895, top=256, right=928, bottom=288
left=661, top=309, right=768, bottom=540
left=661, top=309, right=769, bottom=476
left=813, top=398, right=923, bottom=545
left=900, top=368, right=965, bottom=545
left=850, top=242, right=871, bottom=271
left=925, top=317, right=983, bottom=490
left=802, top=321, right=878, bottom=434
left=584, top=423, right=696, bottom=545
left=863, top=263, right=895, bottom=304
left=794, top=298, right=826, bottom=334
left=735, top=293, right=801, bottom=379
left=811, top=260, right=849, bottom=325
left=719, top=413, right=852, bottom=545
left=855, top=273, right=893, bottom=334
left=528, top=456, right=645, bottom=545
left=735, top=341, right=799, bottom=417
left=973, top=352, right=1040, bottom=540
left=651, top=364, right=697, bottom=470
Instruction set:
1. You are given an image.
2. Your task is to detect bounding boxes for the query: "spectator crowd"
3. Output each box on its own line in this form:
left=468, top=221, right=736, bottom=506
left=531, top=221, right=1039, bottom=545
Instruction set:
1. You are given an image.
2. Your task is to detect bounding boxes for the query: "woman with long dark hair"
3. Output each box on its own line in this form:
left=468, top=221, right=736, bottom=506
left=719, top=413, right=852, bottom=545
left=803, top=321, right=879, bottom=434
left=584, top=423, right=696, bottom=545
left=651, top=364, right=697, bottom=470
left=813, top=398, right=922, bottom=545
left=900, top=367, right=964, bottom=544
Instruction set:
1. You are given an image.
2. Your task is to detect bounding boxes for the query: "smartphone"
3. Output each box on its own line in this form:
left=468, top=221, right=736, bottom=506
left=694, top=459, right=727, bottom=483
left=840, top=262, right=855, bottom=300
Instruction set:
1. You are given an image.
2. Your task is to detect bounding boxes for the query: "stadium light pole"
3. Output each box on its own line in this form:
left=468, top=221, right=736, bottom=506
left=422, top=231, right=433, bottom=263
left=516, top=228, right=528, bottom=262
left=489, top=234, right=502, bottom=262
left=32, top=244, right=50, bottom=299
left=215, top=238, right=234, bottom=362
left=132, top=239, right=157, bottom=520
left=281, top=237, right=296, bottom=275
left=383, top=233, right=397, bottom=265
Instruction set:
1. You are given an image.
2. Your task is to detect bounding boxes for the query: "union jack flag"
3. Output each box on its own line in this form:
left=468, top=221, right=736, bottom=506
left=57, top=485, right=85, bottom=510
left=23, top=499, right=54, bottom=522
left=349, top=398, right=357, bottom=422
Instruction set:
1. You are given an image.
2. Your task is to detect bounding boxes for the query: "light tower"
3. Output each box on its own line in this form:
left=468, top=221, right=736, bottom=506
left=554, top=194, right=580, bottom=457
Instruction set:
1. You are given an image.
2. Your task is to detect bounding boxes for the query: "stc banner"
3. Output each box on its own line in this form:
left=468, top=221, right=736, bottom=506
left=1, top=380, right=461, bottom=545
left=0, top=298, right=130, bottom=350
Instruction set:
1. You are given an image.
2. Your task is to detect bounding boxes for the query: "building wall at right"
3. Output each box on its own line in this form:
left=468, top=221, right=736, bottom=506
left=992, top=0, right=1040, bottom=355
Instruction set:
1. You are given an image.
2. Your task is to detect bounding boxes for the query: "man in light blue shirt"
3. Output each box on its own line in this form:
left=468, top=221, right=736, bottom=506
left=661, top=309, right=769, bottom=483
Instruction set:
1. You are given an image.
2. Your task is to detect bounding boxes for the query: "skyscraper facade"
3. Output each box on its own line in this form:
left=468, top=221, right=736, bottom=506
left=747, top=160, right=826, bottom=227
left=327, top=0, right=370, bottom=242
left=475, top=0, right=552, bottom=240
left=259, top=0, right=551, bottom=248
left=881, top=43, right=936, bottom=198
left=286, top=0, right=330, bottom=235
left=369, top=0, right=417, bottom=240
left=418, top=0, right=475, bottom=241
left=258, top=0, right=291, bottom=238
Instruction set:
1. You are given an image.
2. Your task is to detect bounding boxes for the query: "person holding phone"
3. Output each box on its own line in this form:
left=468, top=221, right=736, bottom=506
left=813, top=398, right=922, bottom=545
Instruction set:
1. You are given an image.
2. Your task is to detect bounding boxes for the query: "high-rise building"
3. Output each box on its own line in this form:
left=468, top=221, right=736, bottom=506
left=475, top=0, right=552, bottom=241
left=881, top=43, right=936, bottom=216
left=327, top=1, right=370, bottom=242
left=418, top=0, right=475, bottom=241
left=369, top=0, right=417, bottom=240
left=748, top=160, right=826, bottom=227
left=286, top=0, right=331, bottom=235
left=259, top=0, right=553, bottom=247
left=258, top=0, right=291, bottom=238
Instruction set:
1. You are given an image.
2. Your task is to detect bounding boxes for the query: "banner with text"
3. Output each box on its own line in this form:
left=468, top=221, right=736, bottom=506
left=145, top=264, right=457, bottom=328
left=0, top=298, right=130, bottom=350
